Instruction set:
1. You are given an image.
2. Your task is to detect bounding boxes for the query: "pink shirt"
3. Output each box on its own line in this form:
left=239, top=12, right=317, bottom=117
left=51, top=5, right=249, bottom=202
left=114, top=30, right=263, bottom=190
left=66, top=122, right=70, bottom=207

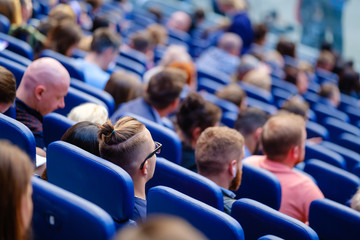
left=244, top=155, right=324, bottom=223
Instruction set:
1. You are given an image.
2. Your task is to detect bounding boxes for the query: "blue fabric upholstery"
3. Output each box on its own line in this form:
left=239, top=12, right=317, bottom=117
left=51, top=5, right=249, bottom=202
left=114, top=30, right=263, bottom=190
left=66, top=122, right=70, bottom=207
left=70, top=78, right=115, bottom=115
left=258, top=235, right=285, bottom=240
left=343, top=105, right=360, bottom=126
left=0, top=14, right=10, bottom=33
left=339, top=93, right=358, bottom=111
left=234, top=163, right=281, bottom=210
left=0, top=49, right=31, bottom=66
left=309, top=198, right=360, bottom=240
left=304, top=159, right=360, bottom=205
left=55, top=86, right=108, bottom=116
left=231, top=198, right=319, bottom=240
left=321, top=141, right=360, bottom=171
left=322, top=117, right=360, bottom=142
left=32, top=177, right=116, bottom=240
left=147, top=186, right=245, bottom=240
left=198, top=77, right=225, bottom=94
left=239, top=82, right=274, bottom=104
left=197, top=67, right=231, bottom=85
left=221, top=111, right=238, bottom=128
left=336, top=133, right=360, bottom=154
left=119, top=112, right=182, bottom=164
left=47, top=141, right=134, bottom=228
left=271, top=77, right=298, bottom=94
left=201, top=92, right=239, bottom=114
left=305, top=142, right=346, bottom=169
left=0, top=56, right=27, bottom=87
left=247, top=97, right=278, bottom=115
left=39, top=49, right=85, bottom=81
left=312, top=103, right=349, bottom=123
left=115, top=55, right=146, bottom=77
left=120, top=49, right=147, bottom=67
left=0, top=113, right=36, bottom=164
left=43, top=113, right=75, bottom=147
left=306, top=121, right=329, bottom=140
left=146, top=157, right=224, bottom=210
left=0, top=32, right=33, bottom=60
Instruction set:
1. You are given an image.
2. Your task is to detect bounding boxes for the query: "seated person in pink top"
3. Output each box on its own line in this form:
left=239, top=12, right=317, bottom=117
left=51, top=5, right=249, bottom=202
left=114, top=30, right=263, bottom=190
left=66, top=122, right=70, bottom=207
left=244, top=113, right=324, bottom=223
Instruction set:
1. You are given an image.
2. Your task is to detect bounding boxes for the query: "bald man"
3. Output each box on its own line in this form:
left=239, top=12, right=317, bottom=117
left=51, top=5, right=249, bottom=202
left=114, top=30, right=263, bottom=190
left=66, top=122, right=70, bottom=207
left=16, top=57, right=70, bottom=149
left=167, top=11, right=192, bottom=33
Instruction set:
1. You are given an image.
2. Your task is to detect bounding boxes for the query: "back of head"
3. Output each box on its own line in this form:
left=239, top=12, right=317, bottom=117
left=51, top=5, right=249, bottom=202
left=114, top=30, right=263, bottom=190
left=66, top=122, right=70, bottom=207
left=48, top=4, right=77, bottom=23
left=129, top=31, right=152, bottom=53
left=104, top=71, right=142, bottom=109
left=98, top=117, right=146, bottom=176
left=160, top=45, right=191, bottom=66
left=146, top=24, right=168, bottom=46
left=116, top=215, right=207, bottom=240
left=61, top=121, right=101, bottom=157
left=316, top=50, right=335, bottom=71
left=217, top=33, right=243, bottom=56
left=261, top=114, right=305, bottom=161
left=216, top=84, right=246, bottom=107
left=91, top=27, right=121, bottom=54
left=234, top=108, right=268, bottom=137
left=0, top=0, right=21, bottom=25
left=68, top=103, right=108, bottom=125
left=276, top=39, right=296, bottom=58
left=242, top=68, right=271, bottom=92
left=176, top=92, right=221, bottom=143
left=167, top=11, right=192, bottom=33
left=0, top=66, right=16, bottom=107
left=281, top=96, right=309, bottom=119
left=196, top=126, right=244, bottom=176
left=145, top=68, right=186, bottom=110
left=253, top=23, right=268, bottom=44
left=339, top=68, right=360, bottom=95
left=168, top=61, right=196, bottom=86
left=0, top=140, right=33, bottom=240
left=318, top=82, right=340, bottom=106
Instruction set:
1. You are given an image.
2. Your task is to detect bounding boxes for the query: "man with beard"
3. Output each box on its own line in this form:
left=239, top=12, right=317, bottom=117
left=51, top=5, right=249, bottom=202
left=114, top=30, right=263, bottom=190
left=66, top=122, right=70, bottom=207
left=244, top=114, right=324, bottom=223
left=195, top=126, right=244, bottom=215
left=234, top=108, right=268, bottom=158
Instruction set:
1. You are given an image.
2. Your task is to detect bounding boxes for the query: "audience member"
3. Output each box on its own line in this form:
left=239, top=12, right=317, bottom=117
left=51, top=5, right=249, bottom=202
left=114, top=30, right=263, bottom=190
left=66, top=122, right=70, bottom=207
left=104, top=71, right=142, bottom=109
left=167, top=11, right=192, bottom=33
left=284, top=64, right=309, bottom=95
left=0, top=0, right=22, bottom=25
left=111, top=68, right=186, bottom=129
left=146, top=23, right=168, bottom=46
left=338, top=68, right=360, bottom=98
left=316, top=50, right=336, bottom=72
left=280, top=96, right=309, bottom=120
left=244, top=114, right=324, bottom=223
left=48, top=3, right=77, bottom=23
left=318, top=82, right=341, bottom=107
left=196, top=126, right=245, bottom=214
left=276, top=38, right=296, bottom=58
left=196, top=32, right=242, bottom=76
left=176, top=93, right=221, bottom=172
left=68, top=103, right=108, bottom=125
left=242, top=68, right=272, bottom=92
left=76, top=27, right=121, bottom=89
left=16, top=58, right=70, bottom=149
left=0, top=66, right=16, bottom=113
left=351, top=188, right=360, bottom=212
left=216, top=83, right=247, bottom=111
left=98, top=116, right=159, bottom=222
left=234, top=108, right=268, bottom=158
left=127, top=31, right=154, bottom=67
left=45, top=19, right=82, bottom=57
left=169, top=61, right=197, bottom=92
left=116, top=215, right=207, bottom=240
left=0, top=141, right=33, bottom=240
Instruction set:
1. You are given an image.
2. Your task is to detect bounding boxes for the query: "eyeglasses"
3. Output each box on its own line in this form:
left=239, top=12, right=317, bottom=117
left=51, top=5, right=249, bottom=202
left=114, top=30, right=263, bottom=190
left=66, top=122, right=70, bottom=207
left=140, top=141, right=162, bottom=170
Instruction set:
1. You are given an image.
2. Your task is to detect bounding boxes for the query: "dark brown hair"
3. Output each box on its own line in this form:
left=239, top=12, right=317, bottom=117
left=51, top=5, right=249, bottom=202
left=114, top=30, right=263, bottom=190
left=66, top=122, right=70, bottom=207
left=0, top=141, right=33, bottom=240
left=0, top=66, right=16, bottom=104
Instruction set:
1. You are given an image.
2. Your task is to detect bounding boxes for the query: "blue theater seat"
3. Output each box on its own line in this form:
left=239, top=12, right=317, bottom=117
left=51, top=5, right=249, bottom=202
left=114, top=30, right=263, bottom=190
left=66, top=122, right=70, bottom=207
left=0, top=14, right=10, bottom=33
left=309, top=198, right=360, bottom=240
left=0, top=49, right=31, bottom=66
left=197, top=77, right=225, bottom=94
left=305, top=142, right=346, bottom=169
left=146, top=157, right=224, bottom=210
left=70, top=78, right=115, bottom=115
left=336, top=133, right=360, bottom=154
left=322, top=117, right=360, bottom=142
left=247, top=97, right=278, bottom=115
left=221, top=111, right=238, bottom=128
left=120, top=48, right=147, bottom=67
left=304, top=160, right=360, bottom=205
left=306, top=121, right=329, bottom=140
left=119, top=112, right=182, bottom=164
left=43, top=113, right=75, bottom=147
left=0, top=113, right=36, bottom=164
left=201, top=91, right=239, bottom=113
left=39, top=49, right=85, bottom=81
left=312, top=103, right=349, bottom=123
left=0, top=32, right=33, bottom=60
left=231, top=198, right=319, bottom=240
left=239, top=82, right=274, bottom=104
left=197, top=67, right=231, bottom=85
left=343, top=105, right=360, bottom=125
left=258, top=235, right=285, bottom=240
left=234, top=163, right=281, bottom=210
left=0, top=56, right=27, bottom=87
left=47, top=141, right=135, bottom=229
left=147, top=186, right=245, bottom=240
left=271, top=77, right=298, bottom=94
left=55, top=86, right=108, bottom=116
left=32, top=177, right=116, bottom=240
left=338, top=93, right=358, bottom=111
left=115, top=55, right=146, bottom=77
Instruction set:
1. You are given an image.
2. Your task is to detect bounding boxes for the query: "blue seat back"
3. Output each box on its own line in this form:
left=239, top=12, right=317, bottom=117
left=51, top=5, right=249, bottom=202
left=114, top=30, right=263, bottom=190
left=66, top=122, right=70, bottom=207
left=0, top=56, right=27, bottom=87
left=146, top=157, right=224, bottom=210
left=231, top=198, right=319, bottom=240
left=221, top=111, right=238, bottom=128
left=312, top=103, right=349, bottom=123
left=32, top=177, right=116, bottom=240
left=304, top=159, right=360, bottom=205
left=258, top=235, right=285, bottom=240
left=55, top=86, right=108, bottom=116
left=306, top=121, right=329, bottom=140
left=234, top=163, right=281, bottom=210
left=43, top=113, right=75, bottom=147
left=309, top=198, right=360, bottom=240
left=0, top=14, right=10, bottom=33
left=0, top=32, right=33, bottom=60
left=39, top=49, right=85, bottom=81
left=339, top=93, right=358, bottom=111
left=201, top=91, right=239, bottom=113
left=0, top=49, right=31, bottom=66
left=120, top=49, right=147, bottom=67
left=305, top=142, right=346, bottom=169
left=197, top=77, right=225, bottom=94
left=321, top=141, right=360, bottom=171
left=197, top=67, right=231, bottom=85
left=336, top=133, right=360, bottom=154
left=271, top=77, right=298, bottom=94
left=343, top=105, right=360, bottom=125
left=0, top=113, right=36, bottom=164
left=47, top=141, right=134, bottom=227
left=147, top=186, right=245, bottom=240
left=247, top=97, right=278, bottom=115
left=70, top=78, right=115, bottom=115
left=121, top=112, right=182, bottom=164
left=323, top=117, right=360, bottom=141
left=239, top=82, right=274, bottom=104
left=115, top=55, right=146, bottom=77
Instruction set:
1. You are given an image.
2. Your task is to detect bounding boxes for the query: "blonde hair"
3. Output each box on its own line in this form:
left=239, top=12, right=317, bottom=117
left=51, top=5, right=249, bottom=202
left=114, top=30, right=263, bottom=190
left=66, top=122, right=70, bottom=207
left=242, top=68, right=272, bottom=92
left=160, top=45, right=192, bottom=66
left=68, top=103, right=108, bottom=125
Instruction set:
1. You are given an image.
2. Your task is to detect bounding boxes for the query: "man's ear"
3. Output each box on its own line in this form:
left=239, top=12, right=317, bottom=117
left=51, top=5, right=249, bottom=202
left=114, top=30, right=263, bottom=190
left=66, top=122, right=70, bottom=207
left=254, top=127, right=263, bottom=141
left=140, top=161, right=148, bottom=175
left=291, top=145, right=300, bottom=160
left=191, top=127, right=202, bottom=143
left=228, top=160, right=237, bottom=177
left=34, top=85, right=45, bottom=101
